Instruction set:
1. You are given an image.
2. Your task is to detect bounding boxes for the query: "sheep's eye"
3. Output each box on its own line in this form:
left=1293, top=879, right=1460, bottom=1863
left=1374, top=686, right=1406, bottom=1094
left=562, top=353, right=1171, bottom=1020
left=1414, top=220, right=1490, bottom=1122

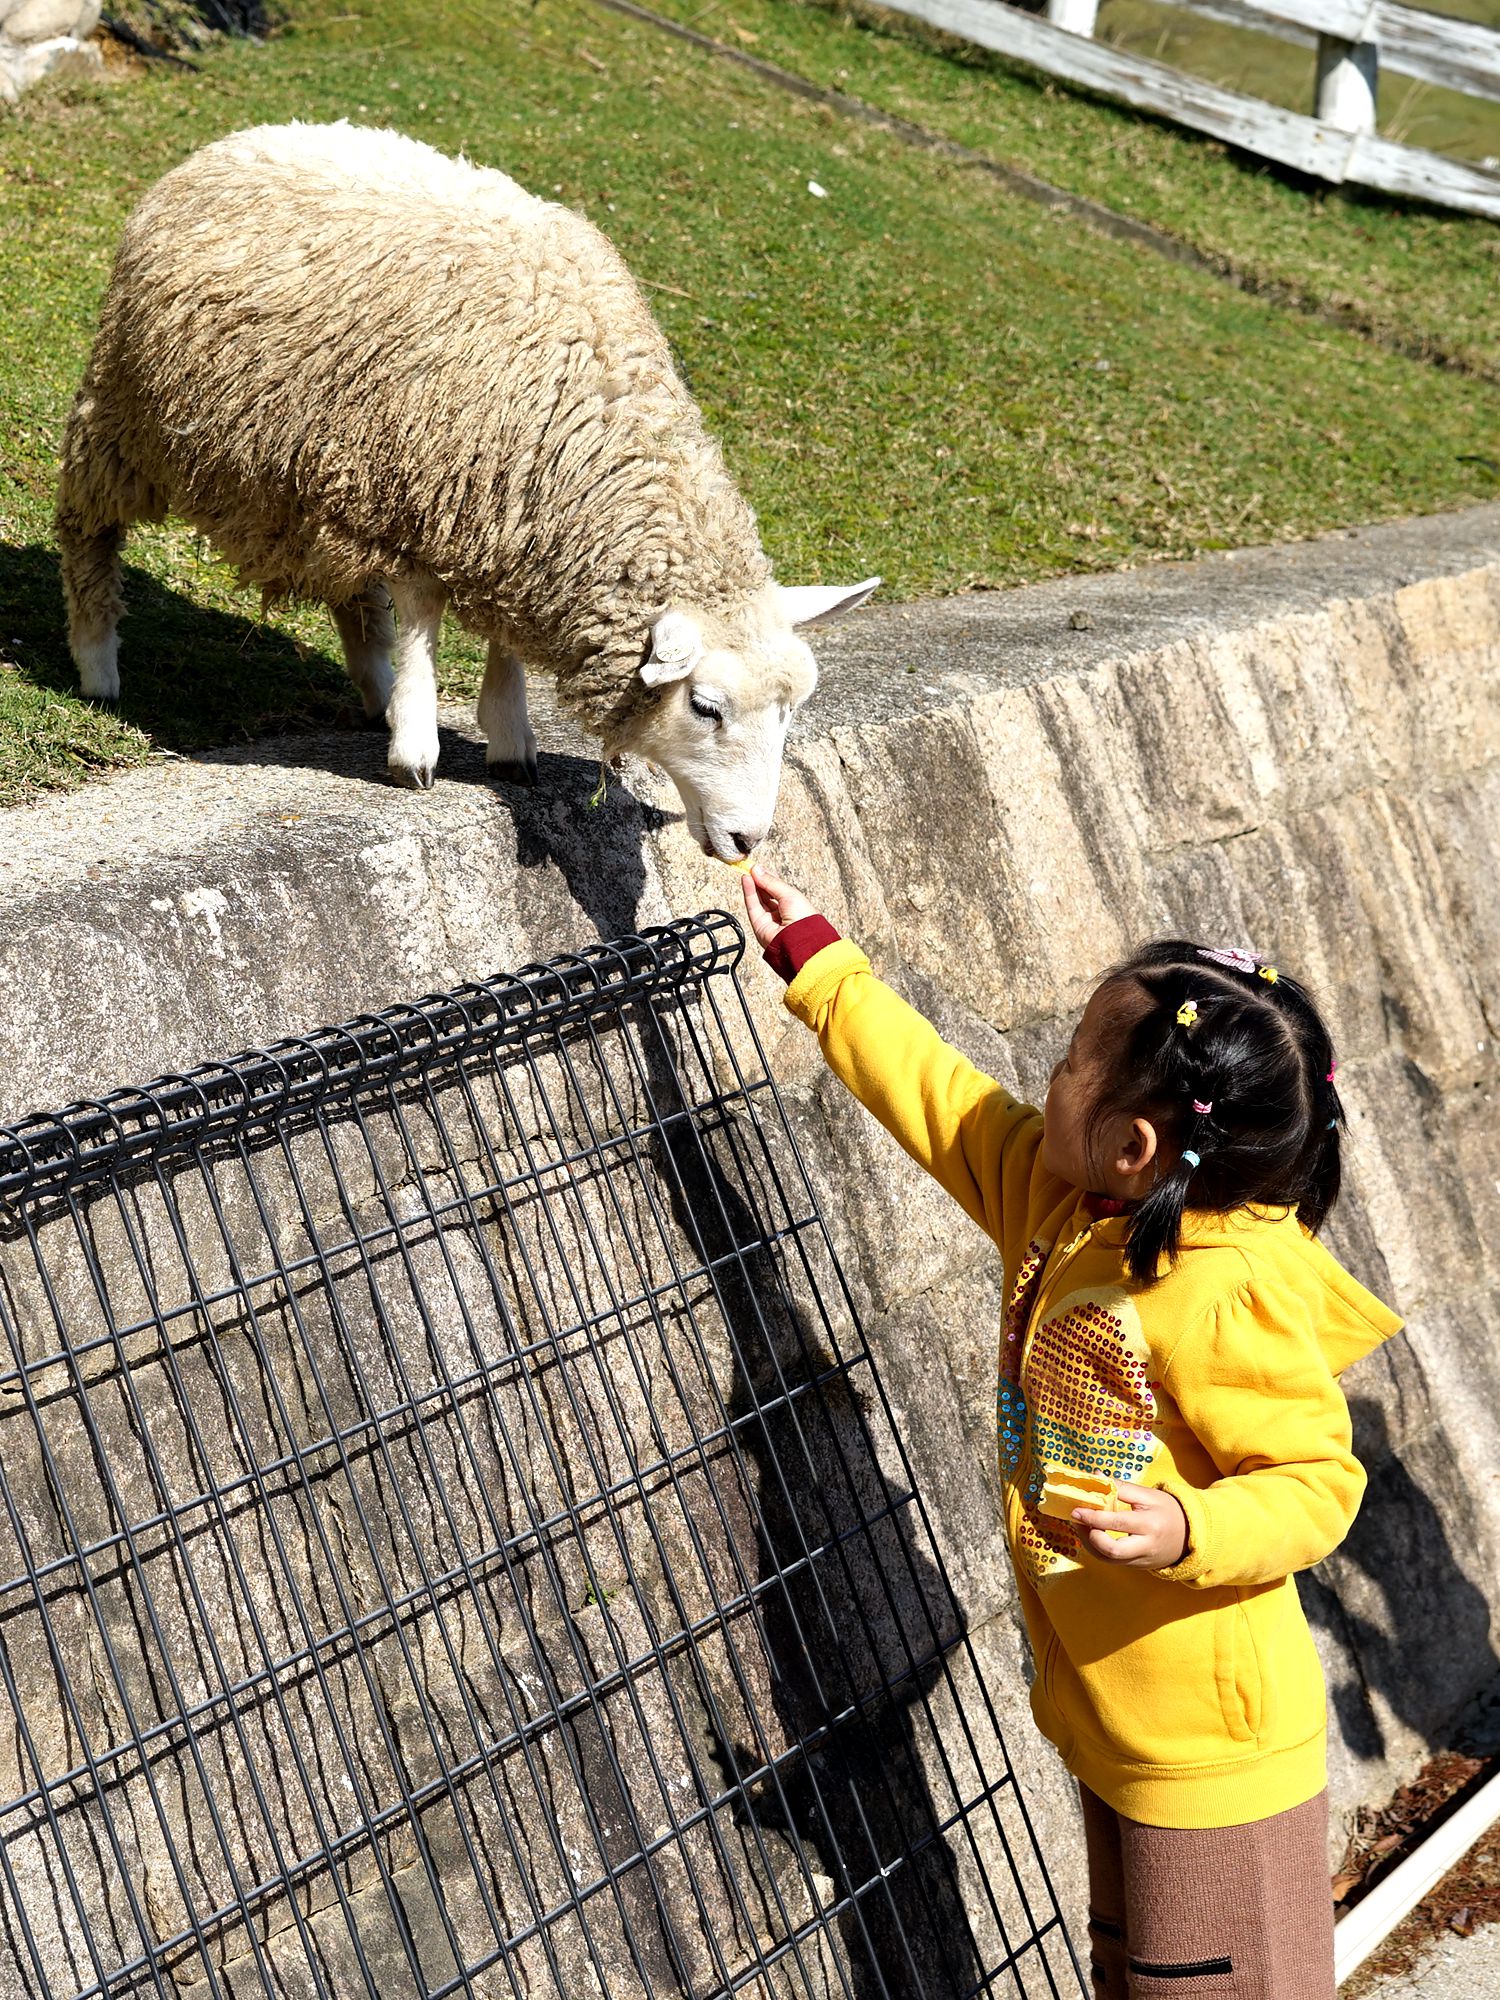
left=690, top=695, right=724, bottom=724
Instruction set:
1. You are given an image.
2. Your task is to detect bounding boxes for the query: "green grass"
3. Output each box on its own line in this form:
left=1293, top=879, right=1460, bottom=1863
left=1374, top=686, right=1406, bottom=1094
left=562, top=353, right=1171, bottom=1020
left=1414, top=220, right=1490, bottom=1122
left=1, top=0, right=1498, bottom=805
left=1096, top=0, right=1500, bottom=168
left=649, top=0, right=1500, bottom=374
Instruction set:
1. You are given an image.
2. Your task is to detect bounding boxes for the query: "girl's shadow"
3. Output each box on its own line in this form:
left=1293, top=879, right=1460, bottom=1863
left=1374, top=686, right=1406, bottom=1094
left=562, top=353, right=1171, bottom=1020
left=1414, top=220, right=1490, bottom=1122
left=1301, top=1395, right=1500, bottom=1759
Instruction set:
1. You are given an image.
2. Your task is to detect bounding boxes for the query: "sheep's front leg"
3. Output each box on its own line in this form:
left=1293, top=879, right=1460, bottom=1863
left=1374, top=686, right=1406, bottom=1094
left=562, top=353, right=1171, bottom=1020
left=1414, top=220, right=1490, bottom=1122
left=478, top=645, right=538, bottom=786
left=385, top=579, right=446, bottom=789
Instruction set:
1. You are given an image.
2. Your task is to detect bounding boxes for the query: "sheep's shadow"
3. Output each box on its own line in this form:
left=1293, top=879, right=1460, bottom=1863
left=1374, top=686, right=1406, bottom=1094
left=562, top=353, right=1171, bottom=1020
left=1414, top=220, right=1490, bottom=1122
left=0, top=540, right=364, bottom=748
left=3, top=537, right=677, bottom=941
left=203, top=720, right=676, bottom=948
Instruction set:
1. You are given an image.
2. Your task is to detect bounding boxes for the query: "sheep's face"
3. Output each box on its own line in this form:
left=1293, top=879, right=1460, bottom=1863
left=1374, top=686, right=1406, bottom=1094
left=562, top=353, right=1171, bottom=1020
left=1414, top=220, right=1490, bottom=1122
left=623, top=580, right=879, bottom=861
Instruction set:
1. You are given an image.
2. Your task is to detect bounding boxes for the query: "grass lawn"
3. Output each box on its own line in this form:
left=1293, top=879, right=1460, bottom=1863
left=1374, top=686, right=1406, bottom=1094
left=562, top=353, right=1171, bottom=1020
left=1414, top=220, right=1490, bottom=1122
left=1, top=0, right=1497, bottom=805
left=648, top=0, right=1500, bottom=374
left=1096, top=0, right=1500, bottom=169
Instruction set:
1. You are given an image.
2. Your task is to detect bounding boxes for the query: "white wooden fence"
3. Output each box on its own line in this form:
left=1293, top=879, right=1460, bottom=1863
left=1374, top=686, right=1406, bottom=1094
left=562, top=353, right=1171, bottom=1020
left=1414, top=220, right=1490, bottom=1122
left=873, top=0, right=1500, bottom=218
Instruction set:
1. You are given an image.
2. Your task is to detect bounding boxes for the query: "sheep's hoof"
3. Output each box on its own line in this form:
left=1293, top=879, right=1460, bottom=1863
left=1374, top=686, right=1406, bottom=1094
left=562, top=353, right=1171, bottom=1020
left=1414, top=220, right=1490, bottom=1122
left=488, top=757, right=538, bottom=789
left=388, top=762, right=435, bottom=790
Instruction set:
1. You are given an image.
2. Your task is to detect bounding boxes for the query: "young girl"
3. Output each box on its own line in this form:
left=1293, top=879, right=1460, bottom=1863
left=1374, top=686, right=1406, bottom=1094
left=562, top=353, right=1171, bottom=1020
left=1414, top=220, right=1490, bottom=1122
left=741, top=867, right=1402, bottom=2000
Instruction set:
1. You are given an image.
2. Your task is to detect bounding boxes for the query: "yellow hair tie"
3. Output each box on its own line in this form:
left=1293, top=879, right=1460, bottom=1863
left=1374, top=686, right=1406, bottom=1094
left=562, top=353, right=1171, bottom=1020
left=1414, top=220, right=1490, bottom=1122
left=1258, top=965, right=1279, bottom=984
left=1175, top=1000, right=1199, bottom=1028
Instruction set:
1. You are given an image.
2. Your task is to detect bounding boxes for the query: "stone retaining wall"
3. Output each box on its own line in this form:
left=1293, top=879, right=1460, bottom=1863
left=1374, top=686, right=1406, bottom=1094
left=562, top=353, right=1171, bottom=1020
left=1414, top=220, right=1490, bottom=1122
left=2, top=503, right=1498, bottom=1939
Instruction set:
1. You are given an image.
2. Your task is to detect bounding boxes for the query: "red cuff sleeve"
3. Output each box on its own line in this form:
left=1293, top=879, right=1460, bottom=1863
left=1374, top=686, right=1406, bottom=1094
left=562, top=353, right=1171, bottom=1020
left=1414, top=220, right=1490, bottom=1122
left=764, top=914, right=842, bottom=983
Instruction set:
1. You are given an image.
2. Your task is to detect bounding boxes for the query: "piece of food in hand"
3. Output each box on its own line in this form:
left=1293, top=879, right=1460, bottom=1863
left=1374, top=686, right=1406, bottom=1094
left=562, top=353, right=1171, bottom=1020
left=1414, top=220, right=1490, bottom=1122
left=721, top=855, right=754, bottom=873
left=1038, top=1463, right=1117, bottom=1522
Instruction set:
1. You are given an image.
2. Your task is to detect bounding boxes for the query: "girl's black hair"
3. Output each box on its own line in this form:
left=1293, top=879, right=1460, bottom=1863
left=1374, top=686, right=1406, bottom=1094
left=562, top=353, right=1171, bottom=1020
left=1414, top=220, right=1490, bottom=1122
left=1086, top=941, right=1344, bottom=1284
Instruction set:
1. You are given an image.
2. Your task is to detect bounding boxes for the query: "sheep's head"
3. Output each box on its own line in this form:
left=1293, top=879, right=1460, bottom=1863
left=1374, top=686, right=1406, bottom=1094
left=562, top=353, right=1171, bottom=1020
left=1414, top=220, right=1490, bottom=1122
left=620, top=577, right=879, bottom=861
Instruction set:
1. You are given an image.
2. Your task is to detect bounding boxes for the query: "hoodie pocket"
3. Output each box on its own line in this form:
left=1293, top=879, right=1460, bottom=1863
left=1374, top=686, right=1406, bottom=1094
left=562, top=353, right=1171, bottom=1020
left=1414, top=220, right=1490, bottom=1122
left=1214, top=1592, right=1263, bottom=1743
left=1040, top=1628, right=1062, bottom=1706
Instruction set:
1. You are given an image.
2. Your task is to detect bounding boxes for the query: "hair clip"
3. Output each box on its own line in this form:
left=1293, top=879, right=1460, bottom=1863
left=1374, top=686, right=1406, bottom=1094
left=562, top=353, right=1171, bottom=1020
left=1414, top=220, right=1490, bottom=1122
left=1175, top=1000, right=1199, bottom=1028
left=1181, top=1150, right=1201, bottom=1169
left=1197, top=946, right=1258, bottom=974
left=1258, top=965, right=1279, bottom=984
left=1326, top=1058, right=1338, bottom=1082
left=1192, top=1099, right=1213, bottom=1115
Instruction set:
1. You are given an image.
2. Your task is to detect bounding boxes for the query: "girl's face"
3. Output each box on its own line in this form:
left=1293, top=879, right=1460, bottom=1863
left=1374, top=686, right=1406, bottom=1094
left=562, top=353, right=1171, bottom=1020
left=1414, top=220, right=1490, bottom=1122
left=1041, top=979, right=1162, bottom=1196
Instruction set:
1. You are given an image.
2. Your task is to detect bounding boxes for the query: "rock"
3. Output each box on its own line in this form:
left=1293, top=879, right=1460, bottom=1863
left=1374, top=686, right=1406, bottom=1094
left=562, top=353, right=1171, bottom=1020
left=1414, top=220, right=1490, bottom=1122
left=0, top=31, right=102, bottom=93
left=3, top=0, right=87, bottom=40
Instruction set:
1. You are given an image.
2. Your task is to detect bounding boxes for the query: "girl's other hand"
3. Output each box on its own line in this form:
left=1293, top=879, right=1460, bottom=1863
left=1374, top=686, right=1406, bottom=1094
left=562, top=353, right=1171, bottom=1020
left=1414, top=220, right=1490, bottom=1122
left=1072, top=1485, right=1189, bottom=1569
left=741, top=865, right=817, bottom=950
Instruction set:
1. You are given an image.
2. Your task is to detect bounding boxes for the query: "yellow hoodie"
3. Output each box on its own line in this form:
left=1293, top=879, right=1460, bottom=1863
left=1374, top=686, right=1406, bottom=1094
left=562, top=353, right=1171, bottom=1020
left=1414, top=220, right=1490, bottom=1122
left=785, top=940, right=1403, bottom=1830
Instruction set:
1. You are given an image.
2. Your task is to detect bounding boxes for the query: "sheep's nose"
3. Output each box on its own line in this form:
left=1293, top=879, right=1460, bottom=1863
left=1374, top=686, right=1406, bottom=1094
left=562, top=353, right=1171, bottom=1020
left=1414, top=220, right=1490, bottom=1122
left=730, top=829, right=759, bottom=856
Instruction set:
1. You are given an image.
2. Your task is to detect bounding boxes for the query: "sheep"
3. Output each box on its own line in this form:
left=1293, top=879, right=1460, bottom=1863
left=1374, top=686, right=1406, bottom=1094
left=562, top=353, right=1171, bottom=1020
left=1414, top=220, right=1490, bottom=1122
left=55, top=121, right=879, bottom=859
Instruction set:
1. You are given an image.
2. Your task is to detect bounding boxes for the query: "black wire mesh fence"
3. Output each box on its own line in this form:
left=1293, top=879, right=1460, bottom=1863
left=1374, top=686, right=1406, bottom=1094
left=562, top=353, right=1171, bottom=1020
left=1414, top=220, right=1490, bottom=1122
left=0, top=912, right=1084, bottom=2000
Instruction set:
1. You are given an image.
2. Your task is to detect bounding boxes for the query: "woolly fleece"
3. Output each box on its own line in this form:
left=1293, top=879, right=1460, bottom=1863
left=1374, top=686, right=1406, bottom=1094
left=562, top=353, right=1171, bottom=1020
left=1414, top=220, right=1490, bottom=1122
left=55, top=121, right=776, bottom=748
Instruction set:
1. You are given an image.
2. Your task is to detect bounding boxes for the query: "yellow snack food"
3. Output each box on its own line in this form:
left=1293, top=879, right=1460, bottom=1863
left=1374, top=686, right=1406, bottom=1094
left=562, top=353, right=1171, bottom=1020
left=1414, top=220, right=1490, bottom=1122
left=1038, top=1463, right=1116, bottom=1522
left=721, top=855, right=754, bottom=873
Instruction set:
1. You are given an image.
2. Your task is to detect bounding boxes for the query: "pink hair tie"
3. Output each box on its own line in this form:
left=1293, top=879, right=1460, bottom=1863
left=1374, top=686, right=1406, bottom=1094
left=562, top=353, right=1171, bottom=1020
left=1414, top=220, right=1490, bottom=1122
left=1326, top=1058, right=1338, bottom=1082
left=1197, top=945, right=1258, bottom=974
left=1192, top=1099, right=1213, bottom=1116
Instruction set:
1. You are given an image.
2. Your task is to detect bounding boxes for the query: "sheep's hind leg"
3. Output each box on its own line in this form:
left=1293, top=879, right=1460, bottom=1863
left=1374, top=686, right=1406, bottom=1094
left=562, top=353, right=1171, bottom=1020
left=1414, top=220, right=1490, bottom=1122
left=478, top=645, right=538, bottom=787
left=330, top=582, right=396, bottom=724
left=385, top=578, right=446, bottom=789
left=56, top=493, right=127, bottom=704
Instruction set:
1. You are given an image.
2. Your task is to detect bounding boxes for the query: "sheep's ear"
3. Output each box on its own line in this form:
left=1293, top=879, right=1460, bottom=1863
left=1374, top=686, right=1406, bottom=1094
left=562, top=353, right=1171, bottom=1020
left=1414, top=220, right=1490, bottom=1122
left=775, top=577, right=881, bottom=629
left=639, top=610, right=704, bottom=687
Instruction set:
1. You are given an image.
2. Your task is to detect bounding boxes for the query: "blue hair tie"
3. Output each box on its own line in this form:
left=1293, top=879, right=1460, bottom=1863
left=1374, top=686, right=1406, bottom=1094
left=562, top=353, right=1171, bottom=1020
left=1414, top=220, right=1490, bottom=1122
left=1182, top=1150, right=1201, bottom=1169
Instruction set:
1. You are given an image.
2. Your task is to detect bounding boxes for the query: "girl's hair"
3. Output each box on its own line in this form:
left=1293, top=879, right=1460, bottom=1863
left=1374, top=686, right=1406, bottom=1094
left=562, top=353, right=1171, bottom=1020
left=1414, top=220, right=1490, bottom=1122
left=1086, top=941, right=1344, bottom=1283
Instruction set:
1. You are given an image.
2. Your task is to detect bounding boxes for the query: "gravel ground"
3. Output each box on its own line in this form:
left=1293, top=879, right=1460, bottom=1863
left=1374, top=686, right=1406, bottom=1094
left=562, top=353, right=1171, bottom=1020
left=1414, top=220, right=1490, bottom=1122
left=1356, top=1923, right=1500, bottom=1996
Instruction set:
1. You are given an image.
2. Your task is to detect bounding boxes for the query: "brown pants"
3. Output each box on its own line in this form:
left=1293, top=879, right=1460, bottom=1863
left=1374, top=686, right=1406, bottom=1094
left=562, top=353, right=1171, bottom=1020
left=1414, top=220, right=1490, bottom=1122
left=1080, top=1785, right=1335, bottom=1999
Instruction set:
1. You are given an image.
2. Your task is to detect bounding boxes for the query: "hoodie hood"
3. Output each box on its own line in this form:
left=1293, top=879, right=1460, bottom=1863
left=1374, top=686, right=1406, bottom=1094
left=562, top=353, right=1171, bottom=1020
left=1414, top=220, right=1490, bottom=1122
left=1176, top=1205, right=1402, bottom=1374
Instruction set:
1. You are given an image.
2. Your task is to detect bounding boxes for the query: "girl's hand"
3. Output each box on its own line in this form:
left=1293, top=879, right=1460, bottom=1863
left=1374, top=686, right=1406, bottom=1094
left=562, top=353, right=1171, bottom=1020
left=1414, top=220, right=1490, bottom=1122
left=741, top=865, right=817, bottom=951
left=1072, top=1484, right=1189, bottom=1569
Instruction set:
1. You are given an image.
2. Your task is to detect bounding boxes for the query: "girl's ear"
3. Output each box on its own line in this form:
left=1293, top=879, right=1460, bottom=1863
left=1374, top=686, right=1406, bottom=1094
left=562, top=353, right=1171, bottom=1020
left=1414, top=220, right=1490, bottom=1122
left=1116, top=1116, right=1160, bottom=1181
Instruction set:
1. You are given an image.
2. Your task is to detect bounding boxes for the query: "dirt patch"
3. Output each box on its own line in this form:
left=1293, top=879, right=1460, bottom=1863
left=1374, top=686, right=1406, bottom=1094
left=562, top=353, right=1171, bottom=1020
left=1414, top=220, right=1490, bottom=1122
left=1337, top=1680, right=1500, bottom=1995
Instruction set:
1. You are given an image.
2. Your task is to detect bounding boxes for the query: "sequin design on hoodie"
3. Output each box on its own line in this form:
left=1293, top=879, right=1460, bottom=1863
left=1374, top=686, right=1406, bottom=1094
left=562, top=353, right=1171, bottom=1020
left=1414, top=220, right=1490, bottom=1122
left=997, top=1239, right=1050, bottom=1489
left=1015, top=1285, right=1160, bottom=1583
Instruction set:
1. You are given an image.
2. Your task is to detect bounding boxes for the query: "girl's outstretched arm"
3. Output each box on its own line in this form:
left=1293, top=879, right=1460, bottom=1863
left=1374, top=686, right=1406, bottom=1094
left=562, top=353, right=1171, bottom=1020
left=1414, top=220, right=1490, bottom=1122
left=743, top=867, right=1051, bottom=1252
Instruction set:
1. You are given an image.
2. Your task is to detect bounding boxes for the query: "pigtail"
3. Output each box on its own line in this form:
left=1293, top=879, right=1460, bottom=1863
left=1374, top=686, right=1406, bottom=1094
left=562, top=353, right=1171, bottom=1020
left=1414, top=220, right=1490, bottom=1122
left=1293, top=1038, right=1344, bottom=1234
left=1124, top=1157, right=1196, bottom=1282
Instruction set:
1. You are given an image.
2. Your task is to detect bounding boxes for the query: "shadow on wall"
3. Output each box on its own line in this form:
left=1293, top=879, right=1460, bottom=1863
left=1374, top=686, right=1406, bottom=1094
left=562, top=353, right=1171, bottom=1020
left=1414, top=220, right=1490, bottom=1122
left=636, top=1003, right=994, bottom=1996
left=1301, top=1395, right=1499, bottom=1760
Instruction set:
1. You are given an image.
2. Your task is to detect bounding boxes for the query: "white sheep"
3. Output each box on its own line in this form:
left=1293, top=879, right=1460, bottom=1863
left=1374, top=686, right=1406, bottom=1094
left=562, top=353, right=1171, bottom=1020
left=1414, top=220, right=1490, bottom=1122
left=55, top=121, right=877, bottom=857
